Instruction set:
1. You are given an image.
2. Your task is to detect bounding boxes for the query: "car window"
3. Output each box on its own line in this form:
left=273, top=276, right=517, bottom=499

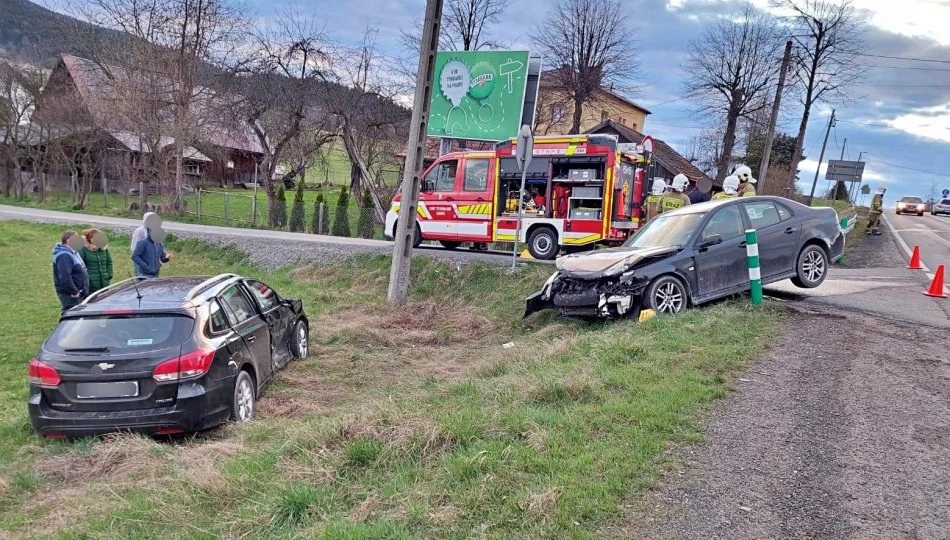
left=702, top=206, right=744, bottom=241
left=463, top=159, right=489, bottom=192
left=901, top=196, right=923, bottom=203
left=208, top=299, right=230, bottom=334
left=623, top=212, right=707, bottom=248
left=744, top=201, right=781, bottom=229
left=245, top=280, right=279, bottom=312
left=423, top=160, right=458, bottom=192
left=47, top=314, right=194, bottom=353
left=775, top=202, right=793, bottom=221
left=219, top=285, right=258, bottom=325
left=940, top=199, right=950, bottom=205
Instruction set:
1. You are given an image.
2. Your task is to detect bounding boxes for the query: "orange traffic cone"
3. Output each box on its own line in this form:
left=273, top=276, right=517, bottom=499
left=923, top=265, right=948, bottom=298
left=907, top=245, right=924, bottom=270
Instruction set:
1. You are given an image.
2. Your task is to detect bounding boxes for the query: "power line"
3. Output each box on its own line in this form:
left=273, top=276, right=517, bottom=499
left=863, top=156, right=950, bottom=178
left=870, top=65, right=950, bottom=72
left=835, top=119, right=950, bottom=143
left=854, top=53, right=950, bottom=65
left=645, top=95, right=688, bottom=109
left=863, top=84, right=950, bottom=88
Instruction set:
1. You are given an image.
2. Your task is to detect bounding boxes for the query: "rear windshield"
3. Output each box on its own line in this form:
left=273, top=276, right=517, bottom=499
left=46, top=314, right=194, bottom=353
left=901, top=197, right=923, bottom=203
left=941, top=199, right=950, bottom=205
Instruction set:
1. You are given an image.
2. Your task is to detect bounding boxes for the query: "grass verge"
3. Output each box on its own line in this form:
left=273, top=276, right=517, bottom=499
left=0, top=220, right=779, bottom=539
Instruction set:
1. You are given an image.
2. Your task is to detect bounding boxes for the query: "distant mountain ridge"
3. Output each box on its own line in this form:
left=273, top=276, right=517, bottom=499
left=0, top=0, right=128, bottom=65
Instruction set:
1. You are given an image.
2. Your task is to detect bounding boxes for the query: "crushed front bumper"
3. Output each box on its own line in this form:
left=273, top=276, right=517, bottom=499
left=524, top=274, right=647, bottom=319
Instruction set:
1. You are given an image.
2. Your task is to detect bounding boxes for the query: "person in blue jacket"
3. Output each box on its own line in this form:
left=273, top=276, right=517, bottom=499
left=131, top=227, right=173, bottom=278
left=53, top=230, right=90, bottom=314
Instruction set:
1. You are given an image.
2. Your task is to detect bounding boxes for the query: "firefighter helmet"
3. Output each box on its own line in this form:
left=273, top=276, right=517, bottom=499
left=734, top=165, right=756, bottom=185
left=723, top=175, right=740, bottom=195
left=651, top=178, right=668, bottom=195
left=876, top=186, right=885, bottom=194
left=672, top=174, right=689, bottom=192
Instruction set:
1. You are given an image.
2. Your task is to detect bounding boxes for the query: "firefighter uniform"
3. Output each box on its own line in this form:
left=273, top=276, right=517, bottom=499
left=659, top=191, right=691, bottom=213
left=866, top=189, right=884, bottom=233
left=644, top=194, right=662, bottom=222
left=711, top=192, right=735, bottom=201
left=738, top=182, right=756, bottom=197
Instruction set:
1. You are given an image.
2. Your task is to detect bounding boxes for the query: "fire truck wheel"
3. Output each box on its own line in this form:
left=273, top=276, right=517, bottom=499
left=527, top=227, right=559, bottom=260
left=412, top=226, right=423, bottom=248
left=440, top=241, right=461, bottom=250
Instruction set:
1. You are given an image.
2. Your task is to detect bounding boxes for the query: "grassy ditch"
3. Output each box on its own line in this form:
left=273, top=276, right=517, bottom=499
left=0, top=220, right=779, bottom=538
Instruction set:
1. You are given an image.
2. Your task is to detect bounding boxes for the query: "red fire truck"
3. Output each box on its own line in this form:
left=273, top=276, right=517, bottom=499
left=385, top=134, right=655, bottom=260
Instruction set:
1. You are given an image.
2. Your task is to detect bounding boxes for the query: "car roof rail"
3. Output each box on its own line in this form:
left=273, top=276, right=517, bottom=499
left=81, top=276, right=148, bottom=305
left=184, top=273, right=239, bottom=301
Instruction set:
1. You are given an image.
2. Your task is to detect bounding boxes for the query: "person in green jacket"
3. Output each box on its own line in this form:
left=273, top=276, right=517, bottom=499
left=79, top=228, right=114, bottom=293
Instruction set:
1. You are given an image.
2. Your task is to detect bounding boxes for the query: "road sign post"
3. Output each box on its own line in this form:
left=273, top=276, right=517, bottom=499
left=745, top=229, right=763, bottom=305
left=511, top=125, right=534, bottom=272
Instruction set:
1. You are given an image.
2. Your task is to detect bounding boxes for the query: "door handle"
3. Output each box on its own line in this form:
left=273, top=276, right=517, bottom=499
left=784, top=227, right=796, bottom=234
left=476, top=197, right=485, bottom=202
left=445, top=196, right=455, bottom=202
left=247, top=335, right=256, bottom=343
left=738, top=241, right=747, bottom=248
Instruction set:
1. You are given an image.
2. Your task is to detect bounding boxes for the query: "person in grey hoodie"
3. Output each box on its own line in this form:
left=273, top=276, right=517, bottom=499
left=131, top=227, right=172, bottom=278
left=53, top=230, right=90, bottom=314
left=131, top=212, right=158, bottom=275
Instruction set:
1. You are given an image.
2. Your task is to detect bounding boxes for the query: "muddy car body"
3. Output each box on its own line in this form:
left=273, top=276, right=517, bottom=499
left=525, top=197, right=844, bottom=318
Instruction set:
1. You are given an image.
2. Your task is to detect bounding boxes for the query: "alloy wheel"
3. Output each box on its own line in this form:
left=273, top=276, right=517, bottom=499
left=654, top=281, right=684, bottom=314
left=803, top=250, right=825, bottom=283
left=297, top=324, right=308, bottom=358
left=533, top=235, right=552, bottom=255
left=236, top=378, right=254, bottom=421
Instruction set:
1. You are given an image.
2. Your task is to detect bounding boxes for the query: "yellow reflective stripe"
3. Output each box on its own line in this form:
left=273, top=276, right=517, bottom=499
left=563, top=233, right=601, bottom=244
left=565, top=145, right=577, bottom=156
left=495, top=233, right=516, bottom=240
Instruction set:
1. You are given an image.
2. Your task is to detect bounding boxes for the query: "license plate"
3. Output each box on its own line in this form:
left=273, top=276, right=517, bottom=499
left=76, top=381, right=139, bottom=399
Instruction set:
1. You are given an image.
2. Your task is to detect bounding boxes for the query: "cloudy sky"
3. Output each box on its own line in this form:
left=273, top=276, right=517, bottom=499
left=56, top=0, right=950, bottom=202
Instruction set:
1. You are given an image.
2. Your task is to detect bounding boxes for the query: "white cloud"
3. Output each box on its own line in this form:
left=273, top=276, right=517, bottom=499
left=886, top=103, right=950, bottom=143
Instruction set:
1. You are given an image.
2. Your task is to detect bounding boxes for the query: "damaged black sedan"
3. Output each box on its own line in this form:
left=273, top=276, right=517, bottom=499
left=525, top=197, right=844, bottom=319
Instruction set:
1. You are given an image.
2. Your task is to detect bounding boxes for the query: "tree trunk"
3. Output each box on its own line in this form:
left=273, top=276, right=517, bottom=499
left=717, top=103, right=741, bottom=182
left=570, top=95, right=584, bottom=134
left=340, top=126, right=386, bottom=222
left=1, top=164, right=10, bottom=197
left=350, top=163, right=362, bottom=203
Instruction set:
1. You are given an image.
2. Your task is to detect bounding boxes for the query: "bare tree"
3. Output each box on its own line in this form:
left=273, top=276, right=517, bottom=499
left=61, top=0, right=252, bottom=209
left=775, top=0, right=864, bottom=192
left=326, top=30, right=408, bottom=222
left=531, top=0, right=639, bottom=134
left=682, top=127, right=725, bottom=178
left=0, top=60, right=45, bottom=199
left=245, top=9, right=337, bottom=222
left=683, top=4, right=784, bottom=181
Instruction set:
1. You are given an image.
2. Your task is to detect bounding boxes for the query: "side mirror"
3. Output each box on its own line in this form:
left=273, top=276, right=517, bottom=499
left=700, top=234, right=723, bottom=248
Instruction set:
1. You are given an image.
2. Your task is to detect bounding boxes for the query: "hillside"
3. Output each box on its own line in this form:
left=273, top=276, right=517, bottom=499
left=0, top=0, right=128, bottom=65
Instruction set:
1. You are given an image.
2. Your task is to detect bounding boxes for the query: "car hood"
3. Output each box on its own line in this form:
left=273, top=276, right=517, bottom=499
left=556, top=245, right=679, bottom=278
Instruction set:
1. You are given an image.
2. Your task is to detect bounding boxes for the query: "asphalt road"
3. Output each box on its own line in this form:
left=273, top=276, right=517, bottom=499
left=884, top=211, right=950, bottom=275
left=0, top=204, right=550, bottom=268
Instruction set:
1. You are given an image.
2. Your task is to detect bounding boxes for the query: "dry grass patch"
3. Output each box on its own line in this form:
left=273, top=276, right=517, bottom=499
left=520, top=487, right=561, bottom=523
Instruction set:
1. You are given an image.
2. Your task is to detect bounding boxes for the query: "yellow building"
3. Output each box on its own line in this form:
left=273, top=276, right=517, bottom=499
left=534, top=74, right=651, bottom=135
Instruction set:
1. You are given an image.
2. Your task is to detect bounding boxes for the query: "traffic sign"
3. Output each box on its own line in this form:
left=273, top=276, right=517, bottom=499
left=825, top=160, right=865, bottom=183
left=516, top=124, right=533, bottom=172
left=943, top=188, right=949, bottom=197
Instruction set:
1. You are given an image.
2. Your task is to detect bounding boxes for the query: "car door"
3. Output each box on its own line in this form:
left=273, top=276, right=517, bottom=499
left=218, top=283, right=272, bottom=387
left=454, top=157, right=495, bottom=242
left=244, top=279, right=293, bottom=369
left=418, top=158, right=460, bottom=240
left=742, top=200, right=800, bottom=279
left=693, top=204, right=749, bottom=298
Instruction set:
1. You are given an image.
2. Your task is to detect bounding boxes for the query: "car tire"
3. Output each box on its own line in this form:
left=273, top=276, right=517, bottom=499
left=644, top=275, right=688, bottom=315
left=290, top=319, right=308, bottom=359
left=527, top=227, right=559, bottom=260
left=917, top=212, right=924, bottom=216
left=791, top=244, right=828, bottom=289
left=412, top=225, right=423, bottom=248
left=440, top=240, right=461, bottom=250
left=231, top=370, right=256, bottom=422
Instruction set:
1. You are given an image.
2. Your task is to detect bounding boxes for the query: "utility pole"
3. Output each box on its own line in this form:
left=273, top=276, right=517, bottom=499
left=388, top=0, right=443, bottom=305
left=806, top=109, right=835, bottom=206
left=758, top=40, right=792, bottom=191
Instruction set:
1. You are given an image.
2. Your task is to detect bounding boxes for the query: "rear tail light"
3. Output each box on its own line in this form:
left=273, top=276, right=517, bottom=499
left=156, top=427, right=184, bottom=435
left=44, top=433, right=67, bottom=439
left=29, top=358, right=61, bottom=387
left=152, top=348, right=216, bottom=382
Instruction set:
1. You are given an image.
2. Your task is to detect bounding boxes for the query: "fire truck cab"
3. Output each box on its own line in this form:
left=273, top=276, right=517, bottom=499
left=386, top=134, right=654, bottom=260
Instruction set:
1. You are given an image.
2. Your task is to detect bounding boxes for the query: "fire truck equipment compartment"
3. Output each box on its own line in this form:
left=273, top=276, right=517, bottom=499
left=568, top=169, right=598, bottom=181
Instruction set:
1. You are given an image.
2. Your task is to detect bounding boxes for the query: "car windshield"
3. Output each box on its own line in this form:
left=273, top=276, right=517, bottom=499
left=941, top=199, right=950, bottom=205
left=46, top=314, right=194, bottom=353
left=901, top=197, right=923, bottom=203
left=623, top=212, right=707, bottom=248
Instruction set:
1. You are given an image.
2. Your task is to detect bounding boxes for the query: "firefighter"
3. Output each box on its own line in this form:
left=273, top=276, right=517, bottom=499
left=866, top=186, right=885, bottom=235
left=659, top=174, right=691, bottom=213
left=712, top=175, right=740, bottom=200
left=734, top=165, right=757, bottom=197
left=643, top=178, right=667, bottom=223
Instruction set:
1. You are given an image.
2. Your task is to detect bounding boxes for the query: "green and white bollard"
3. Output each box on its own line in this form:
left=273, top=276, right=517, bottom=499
left=745, top=229, right=763, bottom=305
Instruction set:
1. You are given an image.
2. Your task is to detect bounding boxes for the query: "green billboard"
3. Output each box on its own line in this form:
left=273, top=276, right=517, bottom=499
left=427, top=50, right=530, bottom=142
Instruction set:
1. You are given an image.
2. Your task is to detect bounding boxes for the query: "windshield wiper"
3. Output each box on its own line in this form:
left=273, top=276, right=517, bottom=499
left=63, top=347, right=110, bottom=353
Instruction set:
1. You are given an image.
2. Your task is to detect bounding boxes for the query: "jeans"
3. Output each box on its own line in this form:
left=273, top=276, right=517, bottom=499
left=134, top=265, right=158, bottom=278
left=57, top=292, right=83, bottom=315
